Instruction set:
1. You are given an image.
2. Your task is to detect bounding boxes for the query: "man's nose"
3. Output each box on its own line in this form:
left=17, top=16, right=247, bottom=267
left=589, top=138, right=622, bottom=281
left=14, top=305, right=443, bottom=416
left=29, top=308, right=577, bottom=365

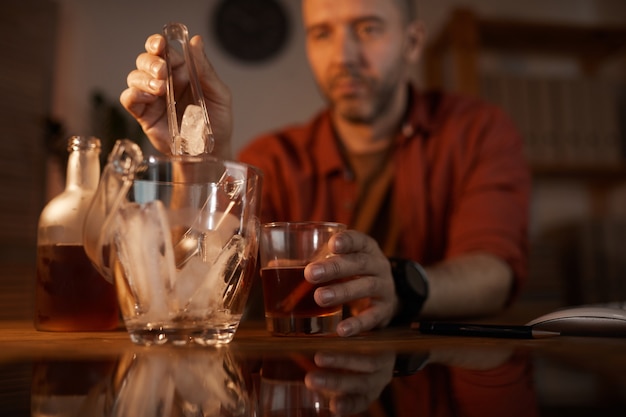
left=330, top=28, right=361, bottom=64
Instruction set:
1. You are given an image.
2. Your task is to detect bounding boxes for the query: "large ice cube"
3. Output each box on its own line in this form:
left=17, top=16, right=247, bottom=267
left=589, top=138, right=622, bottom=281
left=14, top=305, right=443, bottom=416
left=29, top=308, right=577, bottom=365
left=111, top=351, right=247, bottom=416
left=172, top=255, right=209, bottom=310
left=114, top=200, right=177, bottom=322
left=184, top=234, right=245, bottom=316
left=179, top=104, right=207, bottom=155
left=173, top=350, right=238, bottom=413
left=110, top=353, right=175, bottom=417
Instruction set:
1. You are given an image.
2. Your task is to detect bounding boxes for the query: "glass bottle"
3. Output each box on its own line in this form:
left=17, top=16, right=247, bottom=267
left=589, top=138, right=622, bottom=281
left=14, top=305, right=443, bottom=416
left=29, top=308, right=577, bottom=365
left=34, top=136, right=119, bottom=331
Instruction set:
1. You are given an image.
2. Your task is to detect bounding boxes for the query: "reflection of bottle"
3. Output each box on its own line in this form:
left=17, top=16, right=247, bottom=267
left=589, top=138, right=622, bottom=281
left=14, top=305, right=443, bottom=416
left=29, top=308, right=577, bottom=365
left=31, top=359, right=117, bottom=417
left=34, top=136, right=119, bottom=331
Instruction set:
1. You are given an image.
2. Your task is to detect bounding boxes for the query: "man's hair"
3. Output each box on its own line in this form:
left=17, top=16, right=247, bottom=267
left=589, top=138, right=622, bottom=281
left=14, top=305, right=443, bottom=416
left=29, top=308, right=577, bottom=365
left=395, top=0, right=417, bottom=23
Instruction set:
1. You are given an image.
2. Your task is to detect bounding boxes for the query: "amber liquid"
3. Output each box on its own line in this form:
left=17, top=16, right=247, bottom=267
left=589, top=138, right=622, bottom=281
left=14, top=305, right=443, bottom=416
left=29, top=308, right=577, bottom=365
left=35, top=244, right=119, bottom=331
left=260, top=266, right=339, bottom=318
left=31, top=359, right=117, bottom=396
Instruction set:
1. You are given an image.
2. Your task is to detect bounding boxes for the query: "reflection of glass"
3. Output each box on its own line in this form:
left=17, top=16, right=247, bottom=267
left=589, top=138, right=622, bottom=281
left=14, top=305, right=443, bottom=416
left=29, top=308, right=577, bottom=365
left=260, top=354, right=332, bottom=417
left=108, top=348, right=251, bottom=416
left=31, top=358, right=118, bottom=416
left=28, top=349, right=252, bottom=417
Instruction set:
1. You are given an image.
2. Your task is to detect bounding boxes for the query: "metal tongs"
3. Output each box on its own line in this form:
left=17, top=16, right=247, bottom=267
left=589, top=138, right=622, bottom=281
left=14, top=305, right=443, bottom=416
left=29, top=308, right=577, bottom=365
left=163, top=22, right=214, bottom=155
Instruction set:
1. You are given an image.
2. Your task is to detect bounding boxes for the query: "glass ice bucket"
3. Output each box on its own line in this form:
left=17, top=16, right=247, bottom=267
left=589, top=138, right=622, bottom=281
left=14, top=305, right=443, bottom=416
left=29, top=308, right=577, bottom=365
left=83, top=140, right=262, bottom=346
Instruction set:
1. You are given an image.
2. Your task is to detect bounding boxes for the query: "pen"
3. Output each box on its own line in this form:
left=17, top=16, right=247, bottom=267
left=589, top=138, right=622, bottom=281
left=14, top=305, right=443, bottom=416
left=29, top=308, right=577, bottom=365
left=417, top=322, right=560, bottom=339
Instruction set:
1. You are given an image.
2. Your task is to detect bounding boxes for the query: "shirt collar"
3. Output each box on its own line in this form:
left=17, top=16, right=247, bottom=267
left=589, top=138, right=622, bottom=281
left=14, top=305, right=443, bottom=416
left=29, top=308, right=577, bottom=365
left=311, top=112, right=347, bottom=176
left=311, top=84, right=432, bottom=175
left=398, top=85, right=433, bottom=144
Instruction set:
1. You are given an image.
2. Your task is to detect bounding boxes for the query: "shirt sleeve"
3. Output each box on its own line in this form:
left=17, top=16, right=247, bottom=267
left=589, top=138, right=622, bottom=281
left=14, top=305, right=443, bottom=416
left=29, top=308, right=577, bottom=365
left=444, top=104, right=531, bottom=301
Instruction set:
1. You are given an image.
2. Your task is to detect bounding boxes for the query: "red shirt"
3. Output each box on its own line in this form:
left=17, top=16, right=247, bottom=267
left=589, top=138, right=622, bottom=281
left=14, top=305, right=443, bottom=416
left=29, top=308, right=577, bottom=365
left=373, top=352, right=539, bottom=417
left=238, top=87, right=530, bottom=298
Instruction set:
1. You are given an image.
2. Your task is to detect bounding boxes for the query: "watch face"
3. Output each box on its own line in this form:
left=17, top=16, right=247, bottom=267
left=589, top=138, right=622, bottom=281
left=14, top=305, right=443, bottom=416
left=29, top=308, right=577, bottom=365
left=404, top=261, right=428, bottom=298
left=212, top=0, right=290, bottom=63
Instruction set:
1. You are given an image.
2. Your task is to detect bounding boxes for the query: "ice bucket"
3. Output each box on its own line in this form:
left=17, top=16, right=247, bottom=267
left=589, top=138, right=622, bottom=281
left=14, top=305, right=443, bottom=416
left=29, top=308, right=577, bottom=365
left=84, top=140, right=262, bottom=346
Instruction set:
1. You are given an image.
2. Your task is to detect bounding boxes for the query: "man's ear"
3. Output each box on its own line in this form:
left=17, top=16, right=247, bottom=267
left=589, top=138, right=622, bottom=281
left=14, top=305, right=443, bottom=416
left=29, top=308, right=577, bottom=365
left=404, top=20, right=426, bottom=62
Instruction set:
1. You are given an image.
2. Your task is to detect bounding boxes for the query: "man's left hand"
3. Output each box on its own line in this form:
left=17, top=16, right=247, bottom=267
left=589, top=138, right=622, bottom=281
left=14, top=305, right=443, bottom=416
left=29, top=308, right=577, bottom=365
left=304, top=230, right=398, bottom=337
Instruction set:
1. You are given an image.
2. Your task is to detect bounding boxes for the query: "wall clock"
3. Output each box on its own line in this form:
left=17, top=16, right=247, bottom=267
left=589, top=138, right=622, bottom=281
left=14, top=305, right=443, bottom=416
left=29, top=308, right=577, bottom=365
left=212, top=0, right=290, bottom=63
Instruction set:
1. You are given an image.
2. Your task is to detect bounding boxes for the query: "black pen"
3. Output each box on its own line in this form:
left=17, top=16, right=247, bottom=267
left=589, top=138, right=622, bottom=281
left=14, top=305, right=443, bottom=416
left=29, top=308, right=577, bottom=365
left=417, top=321, right=560, bottom=339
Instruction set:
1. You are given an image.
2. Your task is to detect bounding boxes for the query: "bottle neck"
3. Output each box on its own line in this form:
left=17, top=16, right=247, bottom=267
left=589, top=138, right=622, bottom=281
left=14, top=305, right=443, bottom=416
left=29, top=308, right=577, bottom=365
left=65, top=137, right=101, bottom=191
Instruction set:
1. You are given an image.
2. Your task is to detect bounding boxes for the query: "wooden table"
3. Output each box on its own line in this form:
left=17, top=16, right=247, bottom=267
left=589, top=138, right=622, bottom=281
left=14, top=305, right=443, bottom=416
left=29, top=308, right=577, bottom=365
left=2, top=319, right=625, bottom=416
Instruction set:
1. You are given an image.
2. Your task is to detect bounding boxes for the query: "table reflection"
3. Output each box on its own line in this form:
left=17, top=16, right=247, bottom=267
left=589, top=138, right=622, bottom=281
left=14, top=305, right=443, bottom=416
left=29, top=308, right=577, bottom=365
left=32, top=349, right=250, bottom=417
left=27, top=344, right=539, bottom=417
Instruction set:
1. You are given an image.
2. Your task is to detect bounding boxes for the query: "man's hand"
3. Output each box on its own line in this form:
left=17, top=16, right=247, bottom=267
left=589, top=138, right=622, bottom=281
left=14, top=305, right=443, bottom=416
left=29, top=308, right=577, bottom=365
left=304, top=350, right=396, bottom=415
left=120, top=34, right=233, bottom=159
left=304, top=230, right=399, bottom=337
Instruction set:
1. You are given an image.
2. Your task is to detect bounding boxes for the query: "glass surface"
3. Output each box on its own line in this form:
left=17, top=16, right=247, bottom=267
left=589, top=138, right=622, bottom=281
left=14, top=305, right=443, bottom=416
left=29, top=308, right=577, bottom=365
left=4, top=330, right=625, bottom=416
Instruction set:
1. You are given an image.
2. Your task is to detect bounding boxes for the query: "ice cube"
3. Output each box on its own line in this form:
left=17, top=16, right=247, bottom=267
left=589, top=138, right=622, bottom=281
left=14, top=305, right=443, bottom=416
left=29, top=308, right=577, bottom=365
left=173, top=350, right=236, bottom=412
left=179, top=104, right=207, bottom=155
left=111, top=353, right=175, bottom=417
left=208, top=211, right=240, bottom=236
left=173, top=255, right=209, bottom=309
left=184, top=234, right=245, bottom=315
left=115, top=200, right=177, bottom=322
left=186, top=212, right=241, bottom=264
left=199, top=230, right=225, bottom=264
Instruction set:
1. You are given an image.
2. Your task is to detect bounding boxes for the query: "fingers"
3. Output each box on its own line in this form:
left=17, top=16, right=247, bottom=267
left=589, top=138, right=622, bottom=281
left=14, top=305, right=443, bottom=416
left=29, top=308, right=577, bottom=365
left=123, top=47, right=167, bottom=105
left=336, top=306, right=391, bottom=337
left=302, top=229, right=397, bottom=337
left=145, top=34, right=166, bottom=55
left=304, top=351, right=395, bottom=415
left=119, top=87, right=157, bottom=119
left=119, top=86, right=171, bottom=155
left=305, top=231, right=388, bottom=283
left=304, top=372, right=374, bottom=415
left=136, top=51, right=168, bottom=81
left=313, top=276, right=383, bottom=308
left=313, top=350, right=394, bottom=373
left=126, top=66, right=164, bottom=97
left=118, top=34, right=174, bottom=155
left=330, top=229, right=377, bottom=255
left=136, top=35, right=168, bottom=91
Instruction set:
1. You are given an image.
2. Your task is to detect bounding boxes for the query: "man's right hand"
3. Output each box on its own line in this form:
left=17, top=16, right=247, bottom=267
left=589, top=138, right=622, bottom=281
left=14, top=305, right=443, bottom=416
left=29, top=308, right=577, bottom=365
left=120, top=33, right=233, bottom=159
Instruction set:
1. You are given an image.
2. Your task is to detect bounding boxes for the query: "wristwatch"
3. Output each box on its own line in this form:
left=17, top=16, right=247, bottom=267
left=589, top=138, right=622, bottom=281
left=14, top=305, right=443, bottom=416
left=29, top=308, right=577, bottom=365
left=393, top=352, right=431, bottom=376
left=389, top=258, right=429, bottom=325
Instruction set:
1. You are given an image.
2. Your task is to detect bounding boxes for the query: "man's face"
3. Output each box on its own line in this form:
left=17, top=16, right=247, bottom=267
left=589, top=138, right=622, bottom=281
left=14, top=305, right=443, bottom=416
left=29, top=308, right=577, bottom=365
left=303, top=0, right=417, bottom=124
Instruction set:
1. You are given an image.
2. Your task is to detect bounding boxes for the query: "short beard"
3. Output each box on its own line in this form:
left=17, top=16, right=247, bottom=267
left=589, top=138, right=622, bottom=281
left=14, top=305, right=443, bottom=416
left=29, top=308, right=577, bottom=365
left=331, top=77, right=399, bottom=125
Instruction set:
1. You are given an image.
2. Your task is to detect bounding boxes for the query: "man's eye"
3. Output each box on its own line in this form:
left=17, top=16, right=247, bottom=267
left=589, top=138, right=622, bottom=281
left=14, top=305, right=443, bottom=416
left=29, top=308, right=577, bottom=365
left=308, top=28, right=330, bottom=41
left=356, top=22, right=384, bottom=39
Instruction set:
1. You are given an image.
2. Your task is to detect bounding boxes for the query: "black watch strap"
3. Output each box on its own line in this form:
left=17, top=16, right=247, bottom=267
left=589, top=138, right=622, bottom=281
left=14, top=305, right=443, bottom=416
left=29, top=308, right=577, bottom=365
left=389, top=257, right=429, bottom=325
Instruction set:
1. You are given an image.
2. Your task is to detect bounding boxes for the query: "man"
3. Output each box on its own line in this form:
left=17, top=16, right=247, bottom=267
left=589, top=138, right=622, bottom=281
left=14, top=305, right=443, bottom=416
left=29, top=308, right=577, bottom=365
left=120, top=0, right=530, bottom=337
